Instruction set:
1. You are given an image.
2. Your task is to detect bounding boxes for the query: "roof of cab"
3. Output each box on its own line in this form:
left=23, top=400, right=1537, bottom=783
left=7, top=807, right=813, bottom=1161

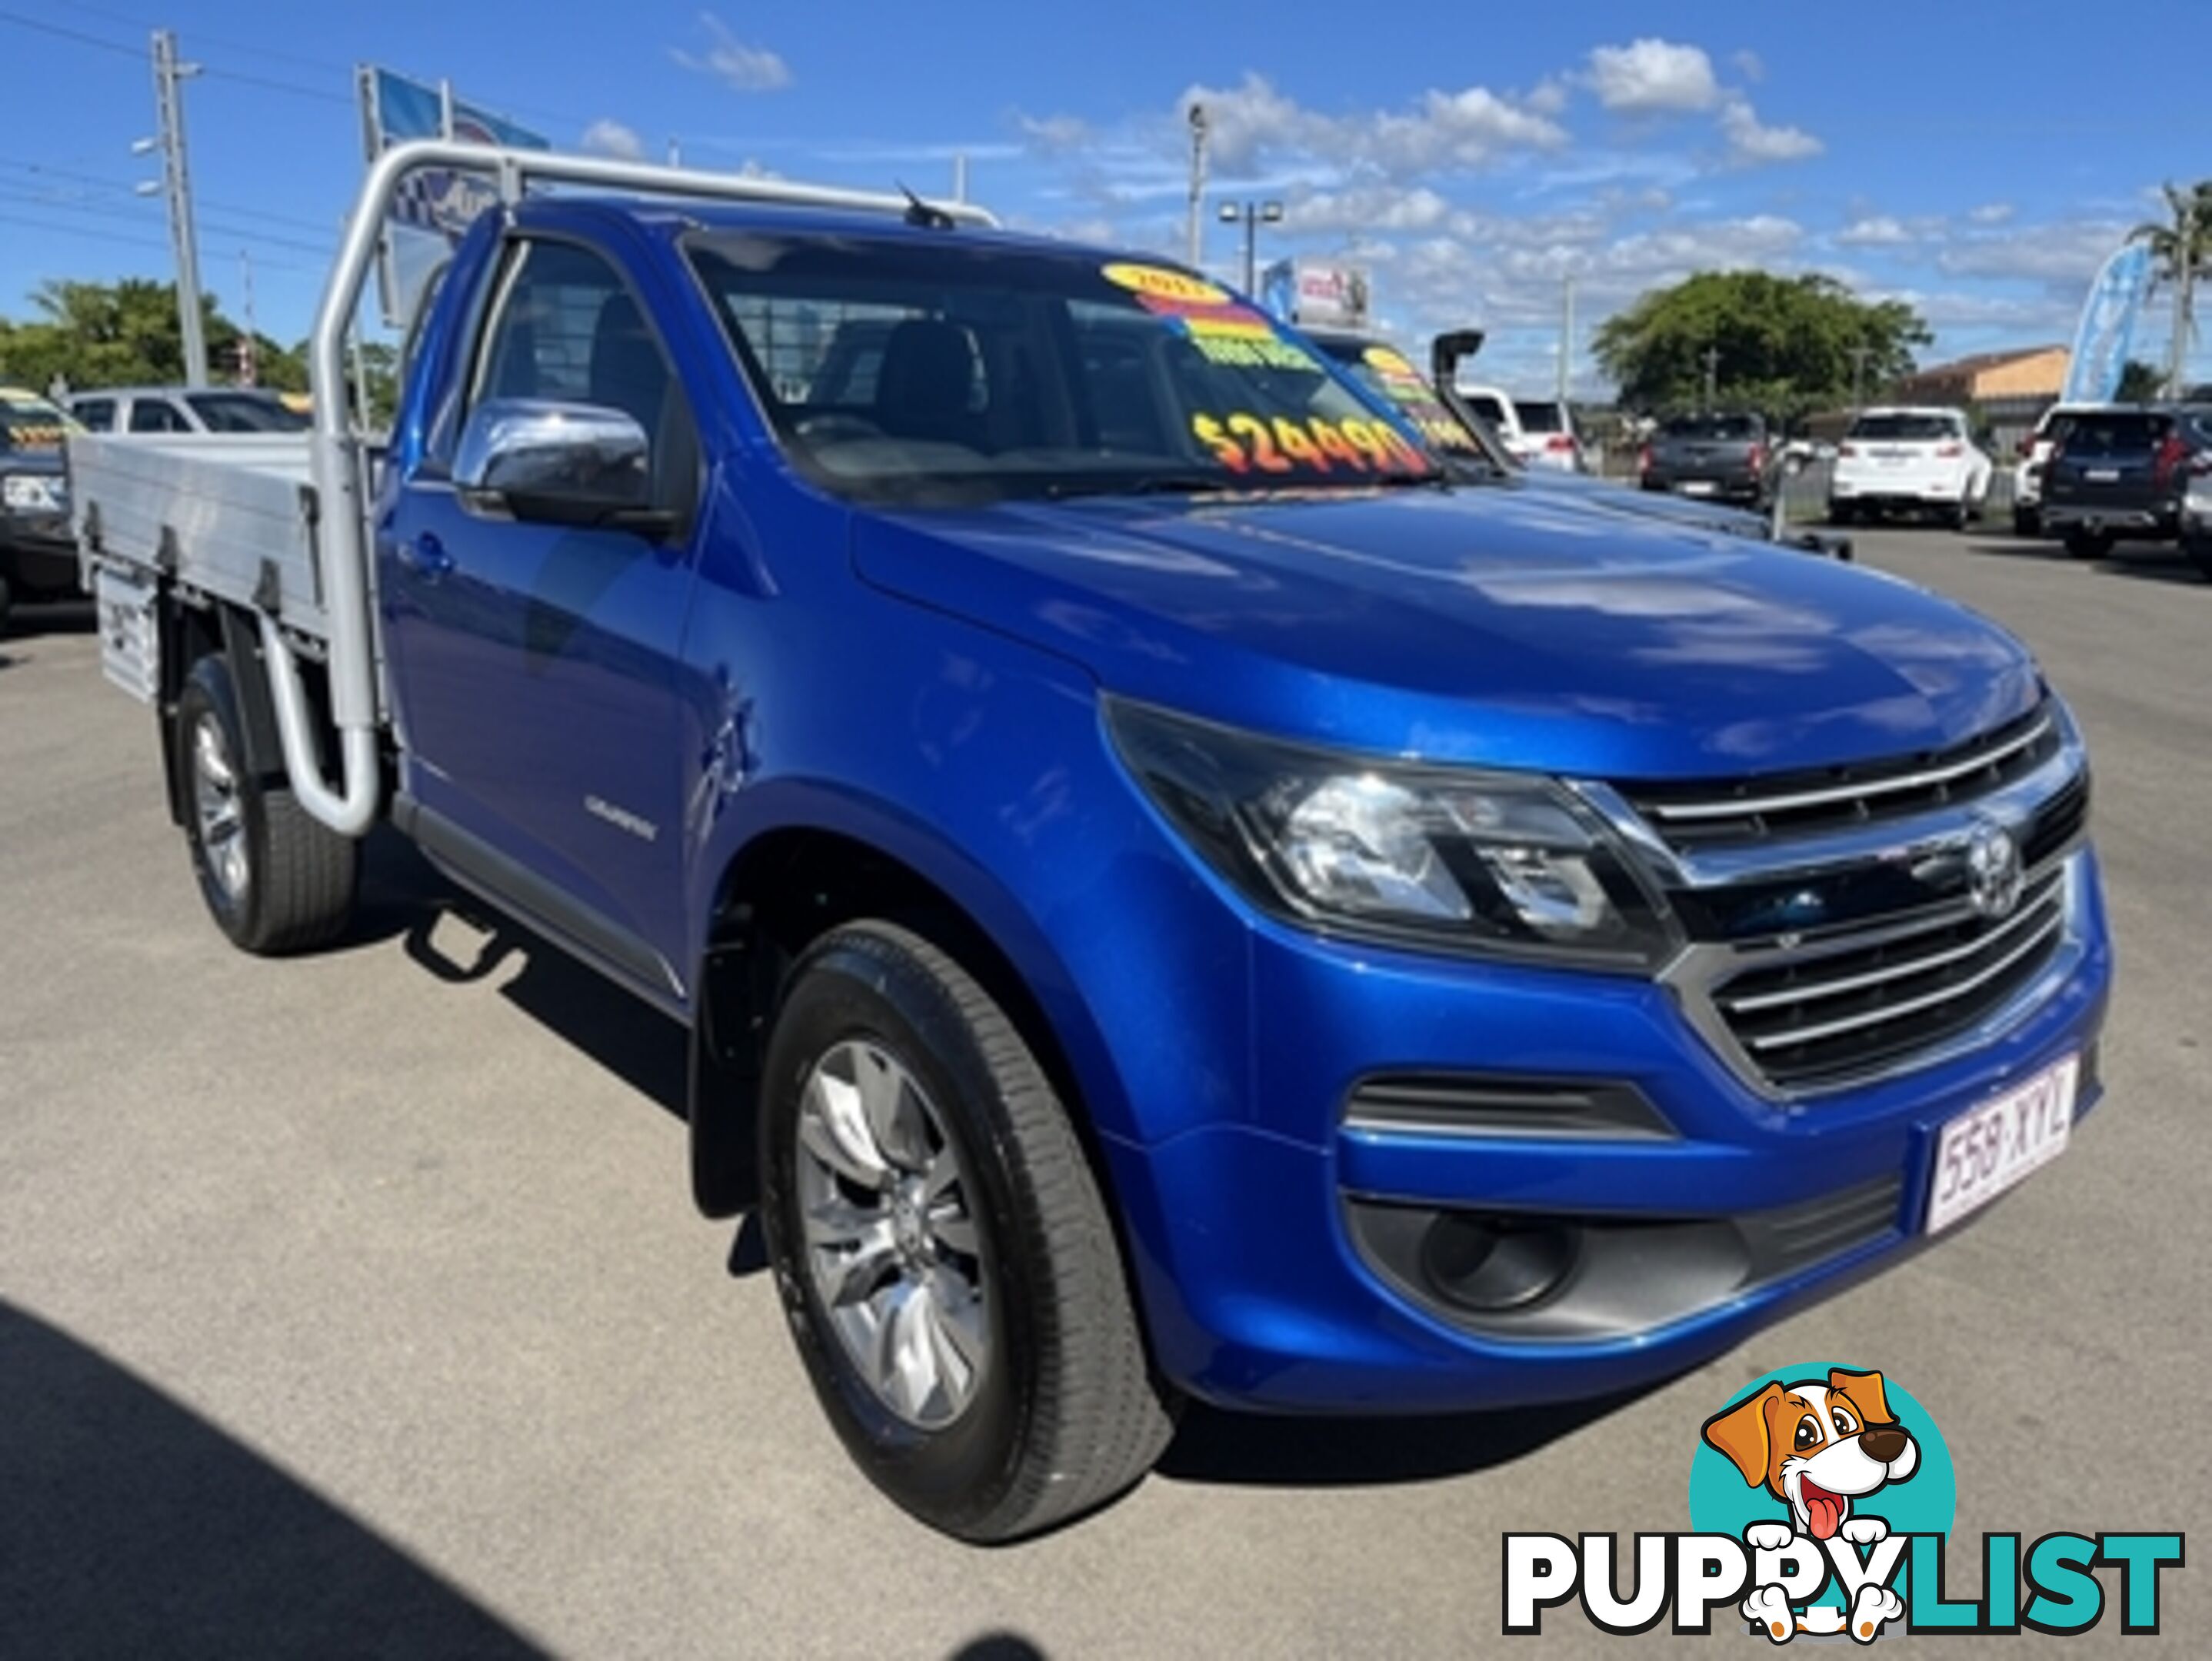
left=514, top=193, right=1129, bottom=264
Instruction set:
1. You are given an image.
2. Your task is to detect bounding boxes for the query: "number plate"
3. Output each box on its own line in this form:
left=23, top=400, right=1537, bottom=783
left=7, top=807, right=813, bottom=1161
left=95, top=562, right=160, bottom=704
left=2087, top=468, right=2120, bottom=483
left=1925, top=1054, right=2077, bottom=1233
left=1680, top=479, right=1717, bottom=496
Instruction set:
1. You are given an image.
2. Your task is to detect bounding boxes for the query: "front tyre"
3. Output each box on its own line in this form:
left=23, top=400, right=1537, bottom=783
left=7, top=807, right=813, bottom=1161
left=2064, top=528, right=2112, bottom=561
left=2186, top=534, right=2212, bottom=581
left=759, top=921, right=1173, bottom=1542
left=176, top=653, right=358, bottom=954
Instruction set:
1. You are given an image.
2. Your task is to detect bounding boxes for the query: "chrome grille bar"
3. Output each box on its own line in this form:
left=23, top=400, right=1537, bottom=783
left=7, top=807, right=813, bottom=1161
left=1645, top=713, right=2053, bottom=824
left=1721, top=872, right=2065, bottom=1014
left=1734, top=905, right=2066, bottom=1053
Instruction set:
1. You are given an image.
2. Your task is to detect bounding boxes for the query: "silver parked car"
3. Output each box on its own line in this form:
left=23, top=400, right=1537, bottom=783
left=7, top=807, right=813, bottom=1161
left=67, top=386, right=308, bottom=436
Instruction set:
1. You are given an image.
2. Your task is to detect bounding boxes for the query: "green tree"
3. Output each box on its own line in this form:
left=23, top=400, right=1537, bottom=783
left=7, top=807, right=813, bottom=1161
left=2115, top=358, right=2166, bottom=402
left=0, top=278, right=306, bottom=395
left=1591, top=271, right=1931, bottom=420
left=2131, top=179, right=2212, bottom=398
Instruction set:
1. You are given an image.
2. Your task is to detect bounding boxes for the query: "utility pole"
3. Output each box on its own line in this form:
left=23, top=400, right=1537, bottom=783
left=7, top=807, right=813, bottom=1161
left=1185, top=104, right=1208, bottom=269
left=1848, top=343, right=1874, bottom=412
left=1702, top=344, right=1719, bottom=413
left=1557, top=273, right=1575, bottom=404
left=667, top=137, right=682, bottom=168
left=237, top=248, right=257, bottom=387
left=952, top=151, right=968, bottom=205
left=145, top=29, right=208, bottom=388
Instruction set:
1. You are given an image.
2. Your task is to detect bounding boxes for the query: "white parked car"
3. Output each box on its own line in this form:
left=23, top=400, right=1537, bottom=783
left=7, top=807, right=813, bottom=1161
left=2009, top=403, right=2107, bottom=537
left=1455, top=384, right=1584, bottom=472
left=1827, top=407, right=1993, bottom=530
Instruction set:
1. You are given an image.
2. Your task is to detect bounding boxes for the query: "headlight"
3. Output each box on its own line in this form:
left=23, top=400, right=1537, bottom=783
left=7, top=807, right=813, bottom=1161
left=2, top=474, right=62, bottom=511
left=1107, top=699, right=1680, bottom=970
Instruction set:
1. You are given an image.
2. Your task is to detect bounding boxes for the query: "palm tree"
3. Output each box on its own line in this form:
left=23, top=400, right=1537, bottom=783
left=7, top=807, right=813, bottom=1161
left=2132, top=181, right=2212, bottom=398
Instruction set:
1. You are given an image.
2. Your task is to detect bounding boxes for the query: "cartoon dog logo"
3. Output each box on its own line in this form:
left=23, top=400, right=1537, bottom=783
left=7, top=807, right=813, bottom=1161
left=1702, top=1368, right=1920, bottom=1643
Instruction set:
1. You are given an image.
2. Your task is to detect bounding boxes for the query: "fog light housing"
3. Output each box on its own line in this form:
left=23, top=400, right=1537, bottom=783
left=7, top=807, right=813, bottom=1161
left=1419, top=1214, right=1580, bottom=1313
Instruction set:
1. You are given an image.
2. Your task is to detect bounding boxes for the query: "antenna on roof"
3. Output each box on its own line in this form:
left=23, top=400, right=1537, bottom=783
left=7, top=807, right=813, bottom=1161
left=896, top=181, right=957, bottom=231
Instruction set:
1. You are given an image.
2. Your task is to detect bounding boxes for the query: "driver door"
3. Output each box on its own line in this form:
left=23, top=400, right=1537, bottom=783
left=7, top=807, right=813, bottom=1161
left=381, top=236, right=701, bottom=996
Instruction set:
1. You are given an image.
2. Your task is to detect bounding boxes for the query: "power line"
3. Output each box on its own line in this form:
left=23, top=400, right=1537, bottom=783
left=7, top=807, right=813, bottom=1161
left=0, top=158, right=335, bottom=238
left=0, top=187, right=323, bottom=271
left=0, top=7, right=143, bottom=59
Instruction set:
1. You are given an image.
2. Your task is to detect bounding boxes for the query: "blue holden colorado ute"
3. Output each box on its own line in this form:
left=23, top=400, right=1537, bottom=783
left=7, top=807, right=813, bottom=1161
left=68, top=145, right=2110, bottom=1543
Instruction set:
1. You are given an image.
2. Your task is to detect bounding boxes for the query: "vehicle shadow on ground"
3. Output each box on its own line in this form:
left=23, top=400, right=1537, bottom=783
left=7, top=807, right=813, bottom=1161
left=0, top=1300, right=546, bottom=1659
left=1156, top=1380, right=1665, bottom=1489
left=384, top=835, right=689, bottom=1127
left=1964, top=538, right=2207, bottom=585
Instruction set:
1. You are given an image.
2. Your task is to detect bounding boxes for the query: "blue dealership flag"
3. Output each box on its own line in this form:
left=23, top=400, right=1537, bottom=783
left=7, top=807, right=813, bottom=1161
left=2060, top=242, right=2153, bottom=405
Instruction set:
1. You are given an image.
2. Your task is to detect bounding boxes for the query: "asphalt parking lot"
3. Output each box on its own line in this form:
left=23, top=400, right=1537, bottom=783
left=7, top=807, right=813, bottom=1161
left=3, top=525, right=2205, bottom=1657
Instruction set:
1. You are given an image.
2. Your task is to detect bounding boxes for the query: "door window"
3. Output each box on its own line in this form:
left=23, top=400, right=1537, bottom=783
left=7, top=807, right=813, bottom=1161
left=72, top=398, right=115, bottom=431
left=469, top=239, right=698, bottom=511
left=128, top=398, right=191, bottom=433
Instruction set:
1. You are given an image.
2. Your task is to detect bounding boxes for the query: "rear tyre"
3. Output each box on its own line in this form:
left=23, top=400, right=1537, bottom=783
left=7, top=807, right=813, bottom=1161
left=2064, top=528, right=2112, bottom=561
left=2012, top=505, right=2040, bottom=538
left=1826, top=501, right=1855, bottom=527
left=759, top=920, right=1174, bottom=1543
left=176, top=653, right=359, bottom=955
left=0, top=572, right=12, bottom=636
left=2186, top=535, right=2212, bottom=582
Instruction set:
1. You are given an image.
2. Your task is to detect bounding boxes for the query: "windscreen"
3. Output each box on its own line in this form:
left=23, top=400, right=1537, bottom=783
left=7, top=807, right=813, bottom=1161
left=1463, top=391, right=1509, bottom=424
left=185, top=392, right=308, bottom=434
left=1514, top=400, right=1564, bottom=432
left=0, top=395, right=73, bottom=451
left=1847, top=412, right=1959, bottom=441
left=685, top=236, right=1436, bottom=501
left=1328, top=341, right=1487, bottom=461
left=1661, top=413, right=1760, bottom=441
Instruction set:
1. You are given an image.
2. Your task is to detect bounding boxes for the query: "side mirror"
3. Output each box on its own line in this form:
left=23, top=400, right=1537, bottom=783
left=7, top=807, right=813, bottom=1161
left=454, top=398, right=669, bottom=534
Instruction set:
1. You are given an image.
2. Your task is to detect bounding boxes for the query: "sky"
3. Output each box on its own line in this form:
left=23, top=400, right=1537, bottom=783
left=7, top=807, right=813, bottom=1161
left=2, top=0, right=2203, bottom=396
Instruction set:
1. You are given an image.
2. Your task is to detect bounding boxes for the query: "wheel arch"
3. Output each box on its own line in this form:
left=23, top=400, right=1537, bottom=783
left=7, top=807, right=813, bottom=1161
left=686, top=792, right=1134, bottom=1228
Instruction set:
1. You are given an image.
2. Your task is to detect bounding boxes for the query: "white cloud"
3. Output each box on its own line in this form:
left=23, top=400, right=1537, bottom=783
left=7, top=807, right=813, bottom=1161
left=581, top=118, right=645, bottom=160
left=1968, top=201, right=2015, bottom=225
left=1587, top=39, right=1721, bottom=113
left=1720, top=97, right=1821, bottom=162
left=1934, top=218, right=2130, bottom=286
left=1018, top=112, right=1090, bottom=152
left=1178, top=72, right=1566, bottom=179
left=1524, top=78, right=1570, bottom=117
left=1732, top=48, right=1766, bottom=83
left=1285, top=185, right=1456, bottom=235
left=1837, top=215, right=1911, bottom=246
left=671, top=12, right=791, bottom=92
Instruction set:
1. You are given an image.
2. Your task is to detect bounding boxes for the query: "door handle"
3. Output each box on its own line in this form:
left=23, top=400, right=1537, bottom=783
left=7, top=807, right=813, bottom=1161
left=397, top=532, right=453, bottom=579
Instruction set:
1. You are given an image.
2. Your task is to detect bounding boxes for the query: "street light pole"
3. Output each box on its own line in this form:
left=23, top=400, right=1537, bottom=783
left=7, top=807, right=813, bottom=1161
left=1218, top=199, right=1283, bottom=295
left=1185, top=105, right=1208, bottom=270
left=1702, top=345, right=1719, bottom=413
left=1849, top=343, right=1873, bottom=413
left=146, top=28, right=208, bottom=388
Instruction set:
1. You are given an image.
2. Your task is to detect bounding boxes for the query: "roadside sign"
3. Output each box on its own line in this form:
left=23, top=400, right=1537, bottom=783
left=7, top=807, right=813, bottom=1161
left=358, top=65, right=550, bottom=327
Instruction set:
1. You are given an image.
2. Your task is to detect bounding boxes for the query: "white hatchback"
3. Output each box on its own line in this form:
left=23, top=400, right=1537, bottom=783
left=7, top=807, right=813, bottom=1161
left=1828, top=408, right=1993, bottom=530
left=1457, top=384, right=1584, bottom=472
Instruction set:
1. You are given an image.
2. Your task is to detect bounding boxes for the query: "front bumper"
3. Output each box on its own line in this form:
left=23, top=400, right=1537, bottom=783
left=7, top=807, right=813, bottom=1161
left=0, top=513, right=78, bottom=591
left=1108, top=849, right=2112, bottom=1413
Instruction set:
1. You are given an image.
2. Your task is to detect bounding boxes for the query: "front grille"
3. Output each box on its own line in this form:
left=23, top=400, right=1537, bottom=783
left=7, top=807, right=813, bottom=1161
left=1712, top=866, right=2068, bottom=1088
left=1624, top=701, right=2060, bottom=854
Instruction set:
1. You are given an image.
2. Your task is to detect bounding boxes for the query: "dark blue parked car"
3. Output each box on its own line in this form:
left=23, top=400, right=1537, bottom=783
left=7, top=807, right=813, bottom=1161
left=72, top=153, right=2112, bottom=1543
